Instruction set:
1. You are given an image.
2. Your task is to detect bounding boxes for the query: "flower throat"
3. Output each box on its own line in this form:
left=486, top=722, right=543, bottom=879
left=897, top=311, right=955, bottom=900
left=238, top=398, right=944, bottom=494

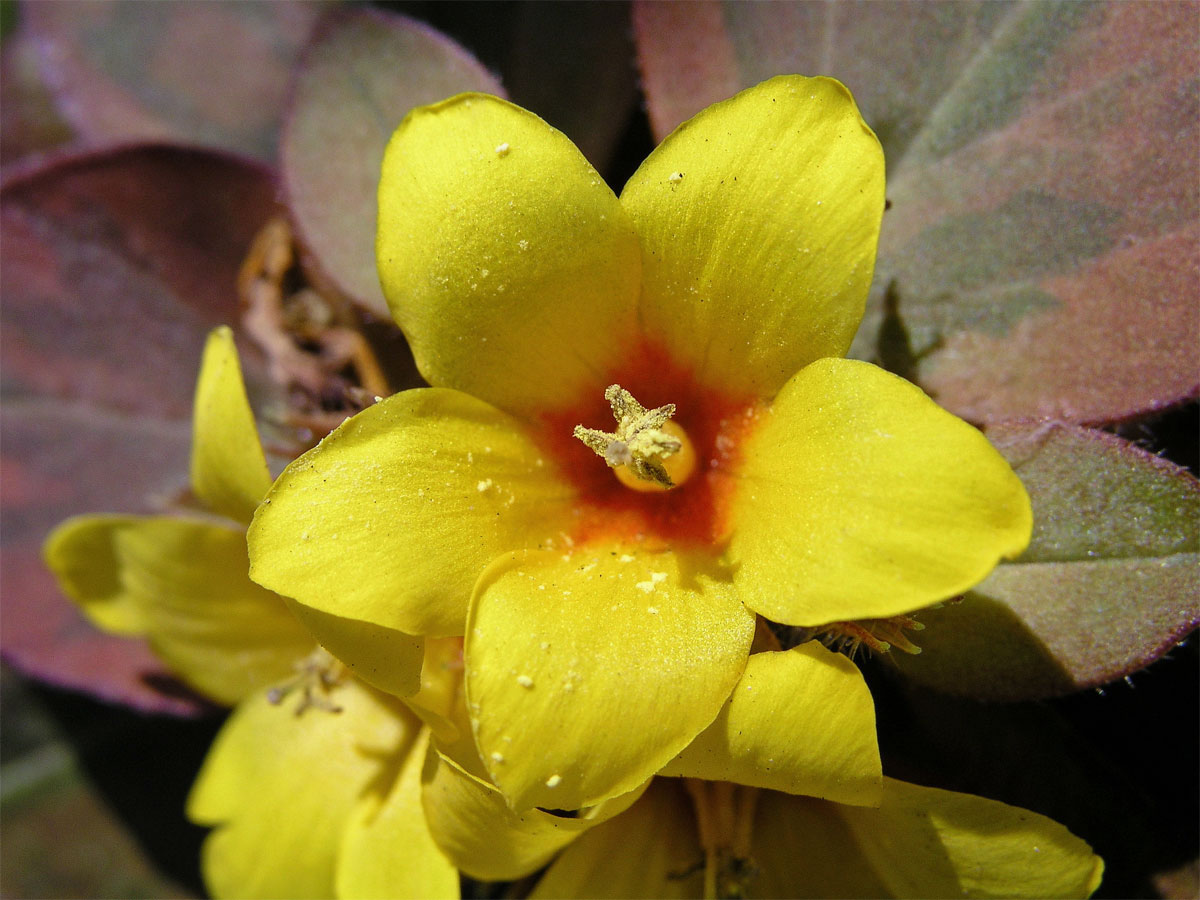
left=537, top=342, right=763, bottom=550
left=573, top=384, right=698, bottom=491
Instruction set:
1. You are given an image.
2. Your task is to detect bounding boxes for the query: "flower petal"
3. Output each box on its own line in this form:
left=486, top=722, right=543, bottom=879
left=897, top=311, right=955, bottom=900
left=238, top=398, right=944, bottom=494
left=730, top=358, right=1032, bottom=626
left=337, top=729, right=460, bottom=900
left=421, top=746, right=647, bottom=881
left=44, top=514, right=148, bottom=635
left=837, top=778, right=1105, bottom=899
left=660, top=643, right=881, bottom=806
left=621, top=75, right=885, bottom=400
left=752, top=790, right=893, bottom=898
left=249, top=388, right=575, bottom=638
left=377, top=93, right=641, bottom=416
left=188, top=679, right=419, bottom=900
left=45, top=514, right=312, bottom=706
left=286, top=599, right=424, bottom=699
left=190, top=326, right=271, bottom=524
left=465, top=546, right=755, bottom=811
left=530, top=780, right=704, bottom=899
left=403, top=637, right=467, bottom=744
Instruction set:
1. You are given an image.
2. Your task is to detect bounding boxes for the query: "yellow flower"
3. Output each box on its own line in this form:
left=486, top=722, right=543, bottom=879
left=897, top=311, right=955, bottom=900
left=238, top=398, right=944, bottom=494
left=44, top=329, right=455, bottom=899
left=44, top=327, right=314, bottom=705
left=248, top=76, right=1032, bottom=812
left=422, top=644, right=1103, bottom=899
left=527, top=776, right=1104, bottom=900
left=188, top=673, right=457, bottom=900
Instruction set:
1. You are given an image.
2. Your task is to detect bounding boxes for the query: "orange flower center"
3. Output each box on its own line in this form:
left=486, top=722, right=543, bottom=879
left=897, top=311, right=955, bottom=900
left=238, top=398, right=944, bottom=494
left=538, top=341, right=762, bottom=551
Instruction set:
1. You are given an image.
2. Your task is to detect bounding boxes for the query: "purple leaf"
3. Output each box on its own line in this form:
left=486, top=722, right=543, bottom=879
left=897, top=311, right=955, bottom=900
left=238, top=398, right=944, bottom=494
left=1, top=145, right=283, bottom=713
left=281, top=7, right=503, bottom=317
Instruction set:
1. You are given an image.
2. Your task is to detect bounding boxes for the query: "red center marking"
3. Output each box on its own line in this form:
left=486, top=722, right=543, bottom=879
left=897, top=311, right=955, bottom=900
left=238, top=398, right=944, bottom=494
left=535, top=341, right=763, bottom=551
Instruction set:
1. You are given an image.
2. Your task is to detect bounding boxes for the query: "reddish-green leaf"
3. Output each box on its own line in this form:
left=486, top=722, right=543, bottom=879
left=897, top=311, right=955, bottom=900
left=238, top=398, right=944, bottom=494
left=1, top=31, right=75, bottom=166
left=1155, top=861, right=1200, bottom=900
left=24, top=0, right=326, bottom=160
left=635, top=1, right=1009, bottom=161
left=0, top=146, right=283, bottom=713
left=281, top=7, right=503, bottom=317
left=1, top=408, right=197, bottom=714
left=892, top=423, right=1200, bottom=701
left=634, top=1, right=1200, bottom=425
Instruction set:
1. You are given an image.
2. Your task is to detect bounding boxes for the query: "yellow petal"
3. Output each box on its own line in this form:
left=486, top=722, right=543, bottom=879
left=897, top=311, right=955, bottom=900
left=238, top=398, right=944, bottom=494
left=190, top=326, right=271, bottom=523
left=730, top=358, right=1032, bottom=626
left=377, top=93, right=641, bottom=416
left=421, top=746, right=647, bottom=881
left=249, top=388, right=575, bottom=638
left=338, top=729, right=459, bottom=900
left=837, top=778, right=1105, bottom=899
left=188, top=679, right=419, bottom=900
left=45, top=514, right=311, bottom=706
left=752, top=790, right=893, bottom=898
left=285, top=599, right=424, bottom=699
left=621, top=75, right=885, bottom=400
left=404, top=637, right=467, bottom=744
left=44, top=514, right=148, bottom=635
left=660, top=643, right=882, bottom=806
left=465, top=546, right=755, bottom=811
left=426, top=673, right=494, bottom=788
left=530, top=780, right=704, bottom=900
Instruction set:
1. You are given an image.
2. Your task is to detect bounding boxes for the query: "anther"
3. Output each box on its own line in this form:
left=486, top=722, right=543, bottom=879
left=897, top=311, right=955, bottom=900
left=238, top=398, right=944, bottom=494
left=787, top=613, right=926, bottom=659
left=574, top=384, right=697, bottom=491
left=267, top=647, right=348, bottom=716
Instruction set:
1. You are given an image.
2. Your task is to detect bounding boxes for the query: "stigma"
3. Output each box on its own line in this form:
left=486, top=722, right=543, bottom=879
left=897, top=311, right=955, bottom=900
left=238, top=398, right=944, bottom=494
left=573, top=384, right=697, bottom=491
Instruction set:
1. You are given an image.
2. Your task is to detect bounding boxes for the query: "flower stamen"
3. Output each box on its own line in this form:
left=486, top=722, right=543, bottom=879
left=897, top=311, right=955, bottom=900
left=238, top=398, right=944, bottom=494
left=573, top=384, right=696, bottom=491
left=783, top=613, right=925, bottom=659
left=266, top=647, right=348, bottom=716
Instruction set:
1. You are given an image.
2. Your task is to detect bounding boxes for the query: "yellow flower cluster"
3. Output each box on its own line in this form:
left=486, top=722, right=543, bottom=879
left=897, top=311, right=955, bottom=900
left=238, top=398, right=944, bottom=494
left=46, top=78, right=1102, bottom=899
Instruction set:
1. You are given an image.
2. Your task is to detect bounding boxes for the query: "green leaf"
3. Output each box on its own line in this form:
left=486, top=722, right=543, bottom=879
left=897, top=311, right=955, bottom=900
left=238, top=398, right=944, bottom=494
left=633, top=0, right=1199, bottom=425
left=891, top=423, right=1200, bottom=700
left=280, top=7, right=504, bottom=317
